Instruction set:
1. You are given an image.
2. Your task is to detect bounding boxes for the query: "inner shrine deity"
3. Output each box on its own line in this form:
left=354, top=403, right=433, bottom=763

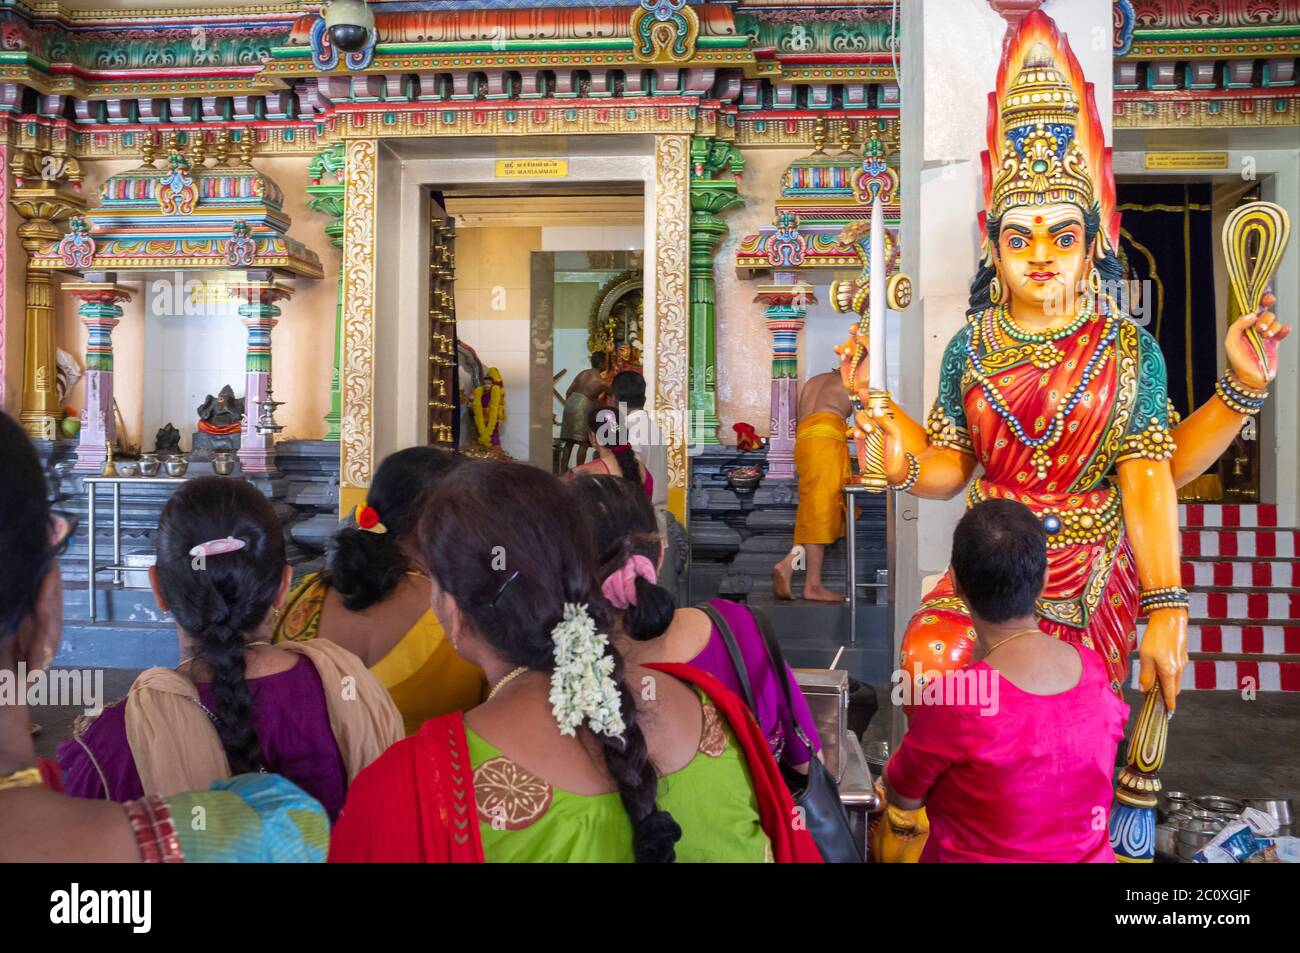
left=841, top=11, right=1289, bottom=711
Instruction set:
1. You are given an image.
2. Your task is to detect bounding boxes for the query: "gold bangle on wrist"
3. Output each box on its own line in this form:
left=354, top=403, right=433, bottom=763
left=1216, top=370, right=1268, bottom=415
left=888, top=452, right=920, bottom=493
left=1139, top=585, right=1190, bottom=615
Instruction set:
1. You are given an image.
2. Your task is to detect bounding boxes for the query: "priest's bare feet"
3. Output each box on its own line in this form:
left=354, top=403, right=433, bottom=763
left=803, top=584, right=845, bottom=603
left=772, top=560, right=795, bottom=600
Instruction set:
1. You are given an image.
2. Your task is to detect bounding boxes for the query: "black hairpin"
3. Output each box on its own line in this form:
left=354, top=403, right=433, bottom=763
left=490, top=569, right=520, bottom=608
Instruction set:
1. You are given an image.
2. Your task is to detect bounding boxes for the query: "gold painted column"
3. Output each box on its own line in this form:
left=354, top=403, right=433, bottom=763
left=653, top=135, right=691, bottom=524
left=10, top=150, right=85, bottom=440
left=339, top=139, right=377, bottom=516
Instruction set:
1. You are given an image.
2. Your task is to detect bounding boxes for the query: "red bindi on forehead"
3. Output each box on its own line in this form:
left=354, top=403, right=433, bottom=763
left=1034, top=215, right=1043, bottom=225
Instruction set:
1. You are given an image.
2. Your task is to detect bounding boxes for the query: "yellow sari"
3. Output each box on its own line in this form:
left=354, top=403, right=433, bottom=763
left=274, top=572, right=487, bottom=736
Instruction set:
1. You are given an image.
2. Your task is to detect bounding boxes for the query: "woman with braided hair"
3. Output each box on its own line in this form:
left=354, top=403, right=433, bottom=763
left=59, top=477, right=402, bottom=822
left=330, top=460, right=821, bottom=862
left=565, top=404, right=654, bottom=499
left=0, top=410, right=327, bottom=862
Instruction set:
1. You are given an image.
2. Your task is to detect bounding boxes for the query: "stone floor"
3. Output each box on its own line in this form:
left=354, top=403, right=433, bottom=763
left=33, top=669, right=1299, bottom=811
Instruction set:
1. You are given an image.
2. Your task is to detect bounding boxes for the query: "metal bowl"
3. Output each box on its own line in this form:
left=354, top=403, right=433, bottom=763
left=1196, top=795, right=1245, bottom=817
left=212, top=454, right=236, bottom=476
left=115, top=461, right=139, bottom=477
left=1177, top=819, right=1223, bottom=859
left=164, top=457, right=189, bottom=477
left=724, top=466, right=763, bottom=494
left=1155, top=823, right=1180, bottom=860
left=1243, top=798, right=1293, bottom=827
left=138, top=454, right=161, bottom=477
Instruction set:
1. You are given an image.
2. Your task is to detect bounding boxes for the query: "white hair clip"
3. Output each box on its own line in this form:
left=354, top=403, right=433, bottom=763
left=188, top=537, right=247, bottom=559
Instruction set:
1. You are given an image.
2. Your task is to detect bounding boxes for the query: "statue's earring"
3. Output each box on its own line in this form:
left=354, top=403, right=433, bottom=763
left=988, top=275, right=1004, bottom=305
left=1087, top=267, right=1102, bottom=296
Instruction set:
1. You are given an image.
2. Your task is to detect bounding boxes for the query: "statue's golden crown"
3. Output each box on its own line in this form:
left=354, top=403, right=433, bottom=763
left=989, top=44, right=1095, bottom=220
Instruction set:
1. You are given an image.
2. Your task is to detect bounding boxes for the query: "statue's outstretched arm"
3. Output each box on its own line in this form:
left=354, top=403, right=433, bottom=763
left=1117, top=457, right=1188, bottom=712
left=1169, top=294, right=1289, bottom=487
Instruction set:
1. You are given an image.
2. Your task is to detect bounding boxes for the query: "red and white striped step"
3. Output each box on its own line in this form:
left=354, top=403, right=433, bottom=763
left=1181, top=529, right=1298, bottom=558
left=1129, top=657, right=1300, bottom=692
left=1187, top=591, right=1300, bottom=619
left=1183, top=561, right=1300, bottom=588
left=1180, top=503, right=1296, bottom=527
left=1141, top=623, right=1300, bottom=656
left=1132, top=504, right=1300, bottom=692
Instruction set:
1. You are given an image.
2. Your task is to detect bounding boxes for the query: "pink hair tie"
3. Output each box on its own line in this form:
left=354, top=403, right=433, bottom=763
left=601, top=554, right=657, bottom=610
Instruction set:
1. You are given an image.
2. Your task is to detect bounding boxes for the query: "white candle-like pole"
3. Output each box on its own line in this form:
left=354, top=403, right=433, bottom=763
left=868, top=194, right=886, bottom=391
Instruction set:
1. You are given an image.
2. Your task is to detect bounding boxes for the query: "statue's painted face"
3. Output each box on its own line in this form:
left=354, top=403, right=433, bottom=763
left=996, top=203, right=1090, bottom=313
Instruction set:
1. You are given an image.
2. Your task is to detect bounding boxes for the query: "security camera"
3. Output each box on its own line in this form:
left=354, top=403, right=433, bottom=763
left=323, top=0, right=375, bottom=54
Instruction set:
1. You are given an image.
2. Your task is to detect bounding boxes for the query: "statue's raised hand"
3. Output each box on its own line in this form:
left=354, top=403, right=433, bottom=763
left=1225, top=292, right=1290, bottom=390
left=835, top=324, right=873, bottom=399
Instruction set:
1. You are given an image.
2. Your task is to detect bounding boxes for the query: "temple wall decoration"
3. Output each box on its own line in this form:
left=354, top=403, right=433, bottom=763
left=0, top=143, right=8, bottom=413
left=715, top=148, right=809, bottom=439
left=340, top=138, right=378, bottom=515
left=653, top=133, right=691, bottom=521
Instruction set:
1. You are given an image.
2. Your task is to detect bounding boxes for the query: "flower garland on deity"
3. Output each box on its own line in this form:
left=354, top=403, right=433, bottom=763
left=471, top=367, right=506, bottom=451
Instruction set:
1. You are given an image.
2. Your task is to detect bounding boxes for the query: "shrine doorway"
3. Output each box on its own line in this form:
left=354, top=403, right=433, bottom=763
left=437, top=186, right=645, bottom=469
left=341, top=134, right=691, bottom=520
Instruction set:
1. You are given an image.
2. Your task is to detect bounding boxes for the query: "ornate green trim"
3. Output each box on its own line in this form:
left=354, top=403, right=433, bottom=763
left=688, top=136, right=744, bottom=445
left=307, top=142, right=346, bottom=443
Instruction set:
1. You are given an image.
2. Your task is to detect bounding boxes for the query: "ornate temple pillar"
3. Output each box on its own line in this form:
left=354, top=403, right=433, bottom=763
left=0, top=143, right=7, bottom=412
left=64, top=275, right=130, bottom=471
left=230, top=271, right=292, bottom=473
left=10, top=150, right=84, bottom=439
left=307, top=143, right=345, bottom=442
left=753, top=277, right=814, bottom=479
left=339, top=139, right=378, bottom=516
left=688, top=137, right=744, bottom=445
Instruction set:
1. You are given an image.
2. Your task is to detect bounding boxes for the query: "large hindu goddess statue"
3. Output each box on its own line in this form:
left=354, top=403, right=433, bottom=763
left=843, top=11, right=1287, bottom=784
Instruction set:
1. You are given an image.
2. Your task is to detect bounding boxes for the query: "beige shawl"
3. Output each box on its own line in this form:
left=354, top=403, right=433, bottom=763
left=124, top=639, right=403, bottom=797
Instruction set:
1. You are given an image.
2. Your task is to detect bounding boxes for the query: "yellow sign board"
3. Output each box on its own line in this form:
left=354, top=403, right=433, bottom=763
left=1143, top=152, right=1230, bottom=171
left=495, top=158, right=569, bottom=179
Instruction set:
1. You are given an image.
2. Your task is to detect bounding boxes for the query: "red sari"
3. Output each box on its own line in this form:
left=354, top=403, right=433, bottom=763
left=903, top=303, right=1173, bottom=694
left=328, top=662, right=822, bottom=863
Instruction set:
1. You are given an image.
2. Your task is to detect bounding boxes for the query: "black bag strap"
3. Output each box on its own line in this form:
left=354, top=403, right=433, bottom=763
left=694, top=601, right=756, bottom=713
left=748, top=606, right=817, bottom=758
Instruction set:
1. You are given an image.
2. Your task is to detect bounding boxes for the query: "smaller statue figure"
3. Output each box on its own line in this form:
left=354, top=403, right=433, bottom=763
left=471, top=367, right=507, bottom=455
left=155, top=423, right=182, bottom=455
left=197, top=385, right=244, bottom=435
left=731, top=422, right=766, bottom=452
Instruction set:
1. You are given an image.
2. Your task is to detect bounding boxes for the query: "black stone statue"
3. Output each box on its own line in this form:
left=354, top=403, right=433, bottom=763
left=154, top=423, right=181, bottom=455
left=197, top=385, right=245, bottom=433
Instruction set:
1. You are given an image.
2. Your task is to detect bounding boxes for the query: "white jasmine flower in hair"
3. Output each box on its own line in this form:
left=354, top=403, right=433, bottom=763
left=548, top=603, right=626, bottom=741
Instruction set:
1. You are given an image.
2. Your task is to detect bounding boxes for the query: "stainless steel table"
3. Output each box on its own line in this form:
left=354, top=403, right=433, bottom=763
left=839, top=730, right=880, bottom=859
left=83, top=476, right=187, bottom=623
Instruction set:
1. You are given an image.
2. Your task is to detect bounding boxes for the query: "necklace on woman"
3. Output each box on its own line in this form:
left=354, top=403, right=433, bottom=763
left=177, top=638, right=273, bottom=671
left=982, top=628, right=1042, bottom=658
left=487, top=665, right=529, bottom=701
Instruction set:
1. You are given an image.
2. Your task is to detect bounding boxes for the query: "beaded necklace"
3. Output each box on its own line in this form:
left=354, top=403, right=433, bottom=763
left=984, top=296, right=1094, bottom=370
left=966, top=304, right=1117, bottom=480
left=996, top=297, right=1093, bottom=343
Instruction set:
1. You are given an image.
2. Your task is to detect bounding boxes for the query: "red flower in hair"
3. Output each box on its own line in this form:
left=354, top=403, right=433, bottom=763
left=357, top=504, right=381, bottom=530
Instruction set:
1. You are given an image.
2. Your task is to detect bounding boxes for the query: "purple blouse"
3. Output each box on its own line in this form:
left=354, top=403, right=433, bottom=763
left=57, top=657, right=348, bottom=821
left=688, top=598, right=822, bottom=766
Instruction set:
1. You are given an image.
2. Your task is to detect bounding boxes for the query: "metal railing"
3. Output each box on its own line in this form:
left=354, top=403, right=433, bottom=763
left=83, top=476, right=187, bottom=623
